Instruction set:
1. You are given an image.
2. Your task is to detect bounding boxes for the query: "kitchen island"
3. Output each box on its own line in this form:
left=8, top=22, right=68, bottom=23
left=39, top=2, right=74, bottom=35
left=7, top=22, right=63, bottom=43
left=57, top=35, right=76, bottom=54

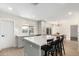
left=24, top=35, right=55, bottom=56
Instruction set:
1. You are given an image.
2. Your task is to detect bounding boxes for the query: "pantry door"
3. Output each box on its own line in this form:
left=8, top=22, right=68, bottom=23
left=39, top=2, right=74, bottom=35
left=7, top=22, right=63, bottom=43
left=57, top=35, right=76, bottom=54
left=0, top=20, right=15, bottom=50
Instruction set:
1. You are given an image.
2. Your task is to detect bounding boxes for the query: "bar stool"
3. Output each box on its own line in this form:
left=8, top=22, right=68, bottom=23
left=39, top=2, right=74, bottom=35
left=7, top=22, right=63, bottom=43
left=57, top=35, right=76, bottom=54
left=48, top=36, right=64, bottom=56
left=56, top=35, right=65, bottom=56
left=60, top=35, right=65, bottom=55
left=41, top=39, right=53, bottom=56
left=47, top=39, right=60, bottom=56
left=41, top=44, right=52, bottom=56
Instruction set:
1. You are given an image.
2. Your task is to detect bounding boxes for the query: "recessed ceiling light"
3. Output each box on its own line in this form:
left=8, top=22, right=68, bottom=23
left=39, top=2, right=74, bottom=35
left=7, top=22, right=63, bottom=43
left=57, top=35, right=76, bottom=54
left=68, top=12, right=72, bottom=15
left=8, top=7, right=13, bottom=10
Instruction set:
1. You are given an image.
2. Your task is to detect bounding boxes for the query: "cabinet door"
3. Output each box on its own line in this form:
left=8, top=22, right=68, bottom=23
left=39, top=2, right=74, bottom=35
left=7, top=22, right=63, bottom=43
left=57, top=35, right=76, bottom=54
left=0, top=21, right=15, bottom=50
left=17, top=37, right=24, bottom=48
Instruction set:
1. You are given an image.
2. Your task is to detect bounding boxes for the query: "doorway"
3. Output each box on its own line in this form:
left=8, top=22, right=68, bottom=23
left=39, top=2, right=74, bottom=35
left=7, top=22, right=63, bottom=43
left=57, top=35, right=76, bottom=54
left=70, top=25, right=78, bottom=41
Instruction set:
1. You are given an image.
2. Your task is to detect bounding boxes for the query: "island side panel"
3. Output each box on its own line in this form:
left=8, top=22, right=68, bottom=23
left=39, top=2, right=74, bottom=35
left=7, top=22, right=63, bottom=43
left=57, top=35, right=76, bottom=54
left=24, top=39, right=42, bottom=56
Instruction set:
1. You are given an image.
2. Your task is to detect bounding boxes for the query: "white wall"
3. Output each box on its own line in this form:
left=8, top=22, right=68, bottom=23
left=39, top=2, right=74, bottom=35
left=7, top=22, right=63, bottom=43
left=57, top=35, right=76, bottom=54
left=0, top=20, right=15, bottom=50
left=50, top=12, right=79, bottom=40
left=0, top=17, right=38, bottom=36
left=0, top=12, right=38, bottom=49
left=14, top=17, right=38, bottom=36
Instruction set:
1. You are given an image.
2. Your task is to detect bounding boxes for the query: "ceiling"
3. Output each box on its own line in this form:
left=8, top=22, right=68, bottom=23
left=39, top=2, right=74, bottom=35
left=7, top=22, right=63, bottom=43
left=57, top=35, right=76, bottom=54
left=0, top=3, right=79, bottom=21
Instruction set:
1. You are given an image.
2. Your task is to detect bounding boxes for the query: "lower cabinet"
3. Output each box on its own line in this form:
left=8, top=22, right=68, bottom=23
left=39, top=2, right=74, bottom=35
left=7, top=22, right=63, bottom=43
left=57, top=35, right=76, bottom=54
left=16, top=36, right=24, bottom=48
left=24, top=40, right=42, bottom=56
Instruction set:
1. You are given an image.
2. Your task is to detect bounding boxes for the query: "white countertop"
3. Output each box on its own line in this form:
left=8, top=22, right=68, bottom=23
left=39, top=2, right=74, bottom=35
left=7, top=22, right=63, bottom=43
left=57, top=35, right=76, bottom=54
left=24, top=35, right=56, bottom=46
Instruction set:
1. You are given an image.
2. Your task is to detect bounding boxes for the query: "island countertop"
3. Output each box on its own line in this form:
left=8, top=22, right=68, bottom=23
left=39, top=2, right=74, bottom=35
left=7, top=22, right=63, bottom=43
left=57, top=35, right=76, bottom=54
left=24, top=35, right=56, bottom=46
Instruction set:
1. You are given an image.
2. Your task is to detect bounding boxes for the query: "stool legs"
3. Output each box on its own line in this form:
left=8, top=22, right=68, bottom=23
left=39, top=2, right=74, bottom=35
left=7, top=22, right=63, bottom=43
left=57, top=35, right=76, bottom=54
left=63, top=45, right=65, bottom=55
left=45, top=51, right=47, bottom=56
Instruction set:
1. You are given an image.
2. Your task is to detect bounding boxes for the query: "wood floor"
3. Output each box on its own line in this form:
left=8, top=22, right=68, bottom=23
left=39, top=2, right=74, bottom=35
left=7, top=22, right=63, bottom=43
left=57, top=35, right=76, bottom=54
left=0, top=40, right=79, bottom=56
left=64, top=40, right=79, bottom=56
left=0, top=48, right=24, bottom=56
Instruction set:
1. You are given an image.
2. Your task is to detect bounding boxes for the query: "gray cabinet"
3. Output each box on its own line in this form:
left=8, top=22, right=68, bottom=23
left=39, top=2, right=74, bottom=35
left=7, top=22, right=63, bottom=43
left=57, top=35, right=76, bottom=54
left=37, top=20, right=46, bottom=35
left=16, top=36, right=24, bottom=48
left=24, top=39, right=45, bottom=56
